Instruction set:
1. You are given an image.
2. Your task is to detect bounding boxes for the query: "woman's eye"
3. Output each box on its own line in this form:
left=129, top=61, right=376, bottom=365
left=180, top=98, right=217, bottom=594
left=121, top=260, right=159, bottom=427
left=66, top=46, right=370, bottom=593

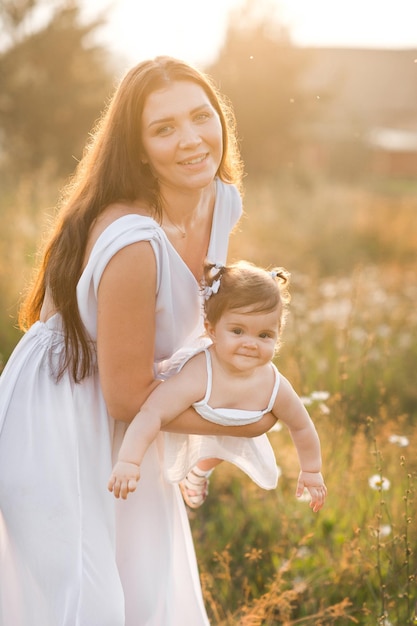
left=156, top=125, right=174, bottom=136
left=194, top=112, right=211, bottom=123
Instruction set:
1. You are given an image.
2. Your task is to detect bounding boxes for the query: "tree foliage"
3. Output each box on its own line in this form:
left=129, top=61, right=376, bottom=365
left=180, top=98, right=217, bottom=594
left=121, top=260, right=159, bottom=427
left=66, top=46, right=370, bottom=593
left=207, top=0, right=316, bottom=176
left=0, top=0, right=115, bottom=177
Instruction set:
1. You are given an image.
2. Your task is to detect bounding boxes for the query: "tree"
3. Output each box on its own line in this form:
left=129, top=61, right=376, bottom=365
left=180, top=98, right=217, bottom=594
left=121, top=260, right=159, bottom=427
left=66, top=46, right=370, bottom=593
left=0, top=0, right=115, bottom=177
left=207, top=0, right=315, bottom=176
left=0, top=1, right=117, bottom=364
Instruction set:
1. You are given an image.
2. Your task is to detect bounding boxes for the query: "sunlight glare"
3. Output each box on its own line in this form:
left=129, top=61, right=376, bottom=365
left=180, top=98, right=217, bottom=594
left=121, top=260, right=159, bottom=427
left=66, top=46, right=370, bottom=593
left=82, top=0, right=417, bottom=68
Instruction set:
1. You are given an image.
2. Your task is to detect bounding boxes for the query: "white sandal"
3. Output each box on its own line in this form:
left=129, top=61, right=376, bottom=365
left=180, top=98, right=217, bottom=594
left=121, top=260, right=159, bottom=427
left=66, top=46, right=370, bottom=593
left=179, top=466, right=213, bottom=509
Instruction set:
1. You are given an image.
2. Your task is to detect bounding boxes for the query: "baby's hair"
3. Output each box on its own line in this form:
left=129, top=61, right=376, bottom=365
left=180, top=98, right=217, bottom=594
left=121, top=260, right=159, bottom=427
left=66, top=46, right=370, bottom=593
left=202, top=260, right=290, bottom=331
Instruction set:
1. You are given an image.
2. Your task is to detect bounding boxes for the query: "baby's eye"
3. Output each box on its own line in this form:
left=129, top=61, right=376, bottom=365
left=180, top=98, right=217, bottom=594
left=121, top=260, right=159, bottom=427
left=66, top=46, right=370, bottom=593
left=232, top=328, right=243, bottom=335
left=259, top=332, right=274, bottom=339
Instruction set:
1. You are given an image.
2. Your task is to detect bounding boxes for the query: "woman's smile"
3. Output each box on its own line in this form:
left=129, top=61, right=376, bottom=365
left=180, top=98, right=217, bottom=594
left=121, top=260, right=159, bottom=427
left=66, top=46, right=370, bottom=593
left=178, top=152, right=208, bottom=166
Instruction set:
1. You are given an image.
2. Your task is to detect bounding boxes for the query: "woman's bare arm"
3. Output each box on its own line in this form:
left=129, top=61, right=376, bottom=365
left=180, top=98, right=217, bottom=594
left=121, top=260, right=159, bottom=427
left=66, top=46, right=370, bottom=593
left=97, top=240, right=160, bottom=422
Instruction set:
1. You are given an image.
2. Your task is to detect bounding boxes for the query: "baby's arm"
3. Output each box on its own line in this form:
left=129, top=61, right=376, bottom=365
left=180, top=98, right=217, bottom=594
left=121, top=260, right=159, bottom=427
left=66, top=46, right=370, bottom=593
left=272, top=375, right=327, bottom=512
left=108, top=355, right=207, bottom=499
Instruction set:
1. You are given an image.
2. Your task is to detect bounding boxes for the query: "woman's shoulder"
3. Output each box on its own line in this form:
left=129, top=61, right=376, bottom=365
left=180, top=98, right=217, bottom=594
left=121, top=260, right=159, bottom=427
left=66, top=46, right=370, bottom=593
left=92, top=202, right=157, bottom=240
left=88, top=203, right=160, bottom=251
left=81, top=204, right=162, bottom=276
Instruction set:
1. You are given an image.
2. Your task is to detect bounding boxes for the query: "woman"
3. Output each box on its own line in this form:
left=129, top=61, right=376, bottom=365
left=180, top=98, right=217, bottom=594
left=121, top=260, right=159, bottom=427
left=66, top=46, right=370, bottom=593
left=0, top=57, right=275, bottom=625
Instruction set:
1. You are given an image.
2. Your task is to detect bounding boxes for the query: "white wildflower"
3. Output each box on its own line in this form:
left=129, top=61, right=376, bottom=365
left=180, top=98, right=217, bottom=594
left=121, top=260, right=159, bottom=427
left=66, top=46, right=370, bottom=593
left=372, top=525, right=392, bottom=538
left=379, top=525, right=392, bottom=538
left=388, top=434, right=409, bottom=447
left=368, top=474, right=391, bottom=491
left=310, top=391, right=330, bottom=402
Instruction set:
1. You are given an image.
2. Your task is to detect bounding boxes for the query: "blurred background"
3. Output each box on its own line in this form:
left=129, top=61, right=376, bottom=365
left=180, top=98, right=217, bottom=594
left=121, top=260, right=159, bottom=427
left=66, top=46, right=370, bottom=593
left=1, top=0, right=417, bottom=359
left=1, top=1, right=417, bottom=623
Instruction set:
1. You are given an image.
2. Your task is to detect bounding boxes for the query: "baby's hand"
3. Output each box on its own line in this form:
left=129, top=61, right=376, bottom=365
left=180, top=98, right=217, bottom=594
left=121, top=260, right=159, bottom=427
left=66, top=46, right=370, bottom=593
left=108, top=461, right=141, bottom=499
left=296, top=471, right=327, bottom=513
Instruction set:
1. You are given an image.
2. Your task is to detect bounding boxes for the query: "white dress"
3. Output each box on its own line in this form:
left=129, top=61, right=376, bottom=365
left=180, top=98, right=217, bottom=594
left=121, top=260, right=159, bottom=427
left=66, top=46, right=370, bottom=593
left=0, top=181, right=274, bottom=626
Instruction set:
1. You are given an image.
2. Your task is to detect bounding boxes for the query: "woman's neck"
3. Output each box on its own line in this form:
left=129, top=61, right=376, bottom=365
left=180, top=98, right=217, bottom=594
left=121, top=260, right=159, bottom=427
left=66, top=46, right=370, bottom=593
left=161, top=182, right=216, bottom=281
left=161, top=183, right=215, bottom=235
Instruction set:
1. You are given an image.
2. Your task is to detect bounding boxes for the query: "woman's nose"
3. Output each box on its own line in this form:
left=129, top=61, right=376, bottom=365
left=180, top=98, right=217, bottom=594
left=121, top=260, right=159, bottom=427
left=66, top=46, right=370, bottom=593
left=178, top=124, right=202, bottom=148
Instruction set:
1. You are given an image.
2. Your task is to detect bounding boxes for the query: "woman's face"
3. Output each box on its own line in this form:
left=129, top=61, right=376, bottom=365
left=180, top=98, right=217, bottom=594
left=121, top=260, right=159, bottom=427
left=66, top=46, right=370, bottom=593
left=141, top=80, right=223, bottom=193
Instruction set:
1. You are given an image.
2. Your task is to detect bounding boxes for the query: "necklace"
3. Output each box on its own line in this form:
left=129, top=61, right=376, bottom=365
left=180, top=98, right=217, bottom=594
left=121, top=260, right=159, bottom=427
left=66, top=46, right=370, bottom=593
left=165, top=213, right=187, bottom=238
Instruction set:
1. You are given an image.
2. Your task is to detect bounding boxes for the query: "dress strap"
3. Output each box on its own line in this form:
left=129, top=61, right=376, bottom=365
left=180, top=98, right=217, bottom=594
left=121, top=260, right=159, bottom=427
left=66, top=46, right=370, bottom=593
left=265, top=363, right=281, bottom=413
left=201, top=349, right=213, bottom=405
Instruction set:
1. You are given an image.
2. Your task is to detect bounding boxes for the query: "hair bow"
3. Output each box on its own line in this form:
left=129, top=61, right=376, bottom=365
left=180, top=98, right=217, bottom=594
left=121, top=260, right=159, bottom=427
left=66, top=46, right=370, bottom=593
left=202, top=278, right=221, bottom=300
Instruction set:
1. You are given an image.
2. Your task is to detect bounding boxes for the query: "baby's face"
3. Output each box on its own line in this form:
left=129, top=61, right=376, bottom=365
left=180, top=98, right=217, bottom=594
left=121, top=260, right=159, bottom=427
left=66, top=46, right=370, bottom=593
left=206, top=306, right=280, bottom=372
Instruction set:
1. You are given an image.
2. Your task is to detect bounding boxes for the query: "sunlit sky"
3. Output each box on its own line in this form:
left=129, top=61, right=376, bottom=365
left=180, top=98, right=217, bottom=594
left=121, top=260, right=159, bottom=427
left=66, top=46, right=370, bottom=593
left=82, top=0, right=417, bottom=68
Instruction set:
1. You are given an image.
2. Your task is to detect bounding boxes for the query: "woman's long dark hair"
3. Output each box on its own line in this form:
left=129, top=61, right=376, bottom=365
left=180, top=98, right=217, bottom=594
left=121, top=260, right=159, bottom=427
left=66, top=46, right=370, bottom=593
left=19, top=56, right=244, bottom=382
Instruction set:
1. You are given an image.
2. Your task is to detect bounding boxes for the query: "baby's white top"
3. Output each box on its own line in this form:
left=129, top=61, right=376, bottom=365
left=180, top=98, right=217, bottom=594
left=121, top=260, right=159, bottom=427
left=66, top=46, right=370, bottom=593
left=192, top=348, right=281, bottom=426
